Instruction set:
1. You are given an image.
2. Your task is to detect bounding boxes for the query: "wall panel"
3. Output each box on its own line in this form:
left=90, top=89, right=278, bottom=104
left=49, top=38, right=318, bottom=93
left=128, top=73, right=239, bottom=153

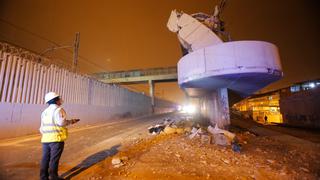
left=0, top=44, right=175, bottom=139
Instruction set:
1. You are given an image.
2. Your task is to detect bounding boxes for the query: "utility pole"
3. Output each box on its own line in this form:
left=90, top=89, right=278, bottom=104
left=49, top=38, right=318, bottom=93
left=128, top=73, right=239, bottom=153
left=73, top=32, right=80, bottom=72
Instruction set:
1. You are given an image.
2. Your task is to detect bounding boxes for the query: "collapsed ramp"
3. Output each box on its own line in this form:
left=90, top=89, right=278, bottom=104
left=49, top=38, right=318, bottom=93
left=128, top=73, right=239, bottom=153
left=167, top=8, right=283, bottom=128
left=177, top=41, right=282, bottom=98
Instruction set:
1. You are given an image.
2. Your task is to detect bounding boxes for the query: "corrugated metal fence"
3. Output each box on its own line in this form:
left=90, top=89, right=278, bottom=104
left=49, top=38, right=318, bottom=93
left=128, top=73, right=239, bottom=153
left=0, top=42, right=175, bottom=139
left=0, top=42, right=164, bottom=108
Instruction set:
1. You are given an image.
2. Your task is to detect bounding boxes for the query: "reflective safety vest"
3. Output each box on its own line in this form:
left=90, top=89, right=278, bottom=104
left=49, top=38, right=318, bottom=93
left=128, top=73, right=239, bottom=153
left=40, top=107, right=68, bottom=143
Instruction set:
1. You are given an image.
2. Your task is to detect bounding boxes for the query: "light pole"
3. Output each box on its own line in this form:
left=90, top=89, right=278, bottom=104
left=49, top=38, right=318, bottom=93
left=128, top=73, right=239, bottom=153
left=39, top=32, right=80, bottom=72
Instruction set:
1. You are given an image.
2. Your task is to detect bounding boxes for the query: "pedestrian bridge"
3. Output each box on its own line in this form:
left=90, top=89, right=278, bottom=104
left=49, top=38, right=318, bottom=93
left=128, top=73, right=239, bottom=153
left=93, top=66, right=177, bottom=84
left=93, top=66, right=178, bottom=113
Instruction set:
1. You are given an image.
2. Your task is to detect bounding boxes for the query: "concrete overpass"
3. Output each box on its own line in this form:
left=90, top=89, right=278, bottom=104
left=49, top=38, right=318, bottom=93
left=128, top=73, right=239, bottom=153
left=94, top=66, right=178, bottom=112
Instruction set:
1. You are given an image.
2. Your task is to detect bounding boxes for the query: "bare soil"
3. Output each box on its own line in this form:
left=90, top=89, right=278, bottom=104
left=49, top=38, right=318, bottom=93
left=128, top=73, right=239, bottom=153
left=75, top=127, right=320, bottom=180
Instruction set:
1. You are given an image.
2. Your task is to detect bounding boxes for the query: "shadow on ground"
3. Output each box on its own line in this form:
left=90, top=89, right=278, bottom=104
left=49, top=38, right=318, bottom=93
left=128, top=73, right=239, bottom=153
left=61, top=144, right=121, bottom=179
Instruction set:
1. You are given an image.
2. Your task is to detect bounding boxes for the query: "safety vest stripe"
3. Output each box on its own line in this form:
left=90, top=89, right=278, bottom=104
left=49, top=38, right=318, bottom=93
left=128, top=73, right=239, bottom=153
left=42, top=123, right=64, bottom=127
left=41, top=126, right=64, bottom=130
left=41, top=129, right=64, bottom=134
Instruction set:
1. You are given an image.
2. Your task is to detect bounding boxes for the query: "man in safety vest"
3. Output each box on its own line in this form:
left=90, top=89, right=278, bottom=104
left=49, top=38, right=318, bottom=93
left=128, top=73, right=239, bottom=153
left=40, top=92, right=80, bottom=180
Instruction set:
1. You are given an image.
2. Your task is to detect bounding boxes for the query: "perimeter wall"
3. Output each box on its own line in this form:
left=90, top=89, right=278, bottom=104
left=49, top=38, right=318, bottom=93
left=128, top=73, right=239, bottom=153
left=0, top=42, right=175, bottom=139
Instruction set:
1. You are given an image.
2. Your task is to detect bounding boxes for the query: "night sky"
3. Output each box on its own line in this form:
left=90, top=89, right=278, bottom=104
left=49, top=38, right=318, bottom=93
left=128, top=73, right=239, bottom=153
left=0, top=0, right=319, bottom=103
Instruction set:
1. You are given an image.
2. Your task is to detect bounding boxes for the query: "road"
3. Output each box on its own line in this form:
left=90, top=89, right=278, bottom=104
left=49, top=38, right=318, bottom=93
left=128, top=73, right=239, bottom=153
left=1, top=112, right=319, bottom=179
left=0, top=113, right=173, bottom=180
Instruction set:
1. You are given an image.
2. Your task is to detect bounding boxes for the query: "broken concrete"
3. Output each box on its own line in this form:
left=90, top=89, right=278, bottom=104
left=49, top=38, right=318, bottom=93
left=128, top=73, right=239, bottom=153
left=200, top=134, right=211, bottom=144
left=77, top=120, right=320, bottom=179
left=212, top=133, right=230, bottom=146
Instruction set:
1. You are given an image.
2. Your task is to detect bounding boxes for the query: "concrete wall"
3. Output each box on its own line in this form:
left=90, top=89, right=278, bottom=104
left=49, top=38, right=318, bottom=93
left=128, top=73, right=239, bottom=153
left=280, top=88, right=320, bottom=128
left=0, top=42, right=175, bottom=139
left=0, top=101, right=172, bottom=139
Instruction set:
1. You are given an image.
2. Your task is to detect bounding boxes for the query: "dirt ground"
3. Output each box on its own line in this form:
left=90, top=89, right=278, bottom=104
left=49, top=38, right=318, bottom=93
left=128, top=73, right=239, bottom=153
left=75, top=124, right=320, bottom=180
left=1, top=113, right=319, bottom=180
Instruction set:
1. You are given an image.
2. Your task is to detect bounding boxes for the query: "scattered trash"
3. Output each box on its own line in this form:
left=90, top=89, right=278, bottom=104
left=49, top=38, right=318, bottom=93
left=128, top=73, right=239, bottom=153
left=189, top=127, right=202, bottom=139
left=111, top=156, right=128, bottom=168
left=148, top=124, right=166, bottom=135
left=221, top=159, right=230, bottom=164
left=111, top=157, right=121, bottom=165
left=112, top=157, right=124, bottom=168
left=231, top=141, right=241, bottom=153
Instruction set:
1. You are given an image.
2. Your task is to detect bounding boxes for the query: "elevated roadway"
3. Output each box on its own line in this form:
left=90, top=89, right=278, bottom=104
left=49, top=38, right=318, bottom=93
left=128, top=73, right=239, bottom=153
left=167, top=9, right=283, bottom=128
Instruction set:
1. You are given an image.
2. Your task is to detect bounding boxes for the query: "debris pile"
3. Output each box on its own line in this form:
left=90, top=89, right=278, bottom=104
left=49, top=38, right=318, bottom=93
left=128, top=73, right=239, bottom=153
left=77, top=121, right=320, bottom=180
left=148, top=117, right=242, bottom=152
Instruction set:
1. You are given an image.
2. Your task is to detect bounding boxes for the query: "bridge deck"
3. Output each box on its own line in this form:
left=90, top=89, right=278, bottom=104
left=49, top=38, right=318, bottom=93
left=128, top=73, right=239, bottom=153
left=94, top=66, right=177, bottom=84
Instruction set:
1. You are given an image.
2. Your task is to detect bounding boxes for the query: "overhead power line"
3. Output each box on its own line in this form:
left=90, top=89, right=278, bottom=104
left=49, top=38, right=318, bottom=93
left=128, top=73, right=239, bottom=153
left=0, top=18, right=109, bottom=73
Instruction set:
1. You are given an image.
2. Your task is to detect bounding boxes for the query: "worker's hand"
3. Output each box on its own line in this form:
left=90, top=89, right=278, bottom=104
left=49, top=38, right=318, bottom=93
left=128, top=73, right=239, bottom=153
left=71, top=119, right=80, bottom=124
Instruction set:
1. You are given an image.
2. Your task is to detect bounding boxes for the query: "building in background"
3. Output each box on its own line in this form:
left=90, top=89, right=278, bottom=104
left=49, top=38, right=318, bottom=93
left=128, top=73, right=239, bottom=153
left=233, top=79, right=320, bottom=127
left=233, top=91, right=282, bottom=124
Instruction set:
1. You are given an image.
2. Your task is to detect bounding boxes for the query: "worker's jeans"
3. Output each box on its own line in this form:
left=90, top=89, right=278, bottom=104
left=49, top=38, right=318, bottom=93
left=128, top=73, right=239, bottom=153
left=40, top=142, right=64, bottom=180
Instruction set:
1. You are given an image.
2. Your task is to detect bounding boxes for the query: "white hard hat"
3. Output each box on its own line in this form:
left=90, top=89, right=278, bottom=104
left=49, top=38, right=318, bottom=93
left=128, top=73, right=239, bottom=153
left=45, top=92, right=60, bottom=103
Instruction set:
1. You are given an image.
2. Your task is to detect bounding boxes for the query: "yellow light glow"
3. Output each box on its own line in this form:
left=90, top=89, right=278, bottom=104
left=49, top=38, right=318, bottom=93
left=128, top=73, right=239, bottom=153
left=182, top=104, right=197, bottom=114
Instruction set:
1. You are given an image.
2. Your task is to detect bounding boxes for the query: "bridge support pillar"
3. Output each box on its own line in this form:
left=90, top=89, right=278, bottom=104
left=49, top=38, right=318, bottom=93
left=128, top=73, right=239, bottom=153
left=200, top=88, right=230, bottom=129
left=149, top=80, right=155, bottom=113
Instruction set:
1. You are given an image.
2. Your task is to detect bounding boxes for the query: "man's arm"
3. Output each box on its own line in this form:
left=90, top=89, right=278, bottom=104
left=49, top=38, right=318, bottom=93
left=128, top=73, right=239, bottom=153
left=55, top=108, right=80, bottom=126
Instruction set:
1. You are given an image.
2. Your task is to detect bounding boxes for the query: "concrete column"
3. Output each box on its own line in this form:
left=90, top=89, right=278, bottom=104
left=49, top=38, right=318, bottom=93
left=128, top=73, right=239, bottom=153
left=149, top=80, right=155, bottom=113
left=203, top=88, right=230, bottom=129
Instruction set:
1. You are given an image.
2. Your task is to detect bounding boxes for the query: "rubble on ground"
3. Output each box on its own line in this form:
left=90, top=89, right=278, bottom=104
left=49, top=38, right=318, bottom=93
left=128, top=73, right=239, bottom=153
left=75, top=116, right=320, bottom=179
left=148, top=117, right=242, bottom=152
